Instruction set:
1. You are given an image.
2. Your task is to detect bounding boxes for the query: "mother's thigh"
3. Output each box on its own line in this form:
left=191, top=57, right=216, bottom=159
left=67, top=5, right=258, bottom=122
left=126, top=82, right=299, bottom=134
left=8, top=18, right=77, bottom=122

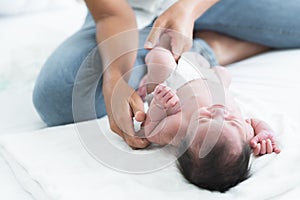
left=194, top=0, right=300, bottom=48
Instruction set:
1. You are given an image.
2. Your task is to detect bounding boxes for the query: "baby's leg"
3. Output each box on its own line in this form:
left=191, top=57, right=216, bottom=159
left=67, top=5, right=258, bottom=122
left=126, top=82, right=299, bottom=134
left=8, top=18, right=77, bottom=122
left=145, top=47, right=177, bottom=93
left=143, top=84, right=181, bottom=136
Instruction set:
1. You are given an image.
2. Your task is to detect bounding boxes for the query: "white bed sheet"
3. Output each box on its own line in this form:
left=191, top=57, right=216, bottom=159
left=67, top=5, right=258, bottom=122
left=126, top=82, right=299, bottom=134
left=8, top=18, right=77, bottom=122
left=0, top=49, right=300, bottom=200
left=1, top=1, right=300, bottom=199
left=0, top=2, right=87, bottom=200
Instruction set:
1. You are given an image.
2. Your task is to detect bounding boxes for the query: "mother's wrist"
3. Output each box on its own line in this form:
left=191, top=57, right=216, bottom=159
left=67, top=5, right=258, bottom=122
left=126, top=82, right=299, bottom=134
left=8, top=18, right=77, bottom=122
left=175, top=0, right=201, bottom=21
left=102, top=71, right=122, bottom=91
left=179, top=0, right=219, bottom=21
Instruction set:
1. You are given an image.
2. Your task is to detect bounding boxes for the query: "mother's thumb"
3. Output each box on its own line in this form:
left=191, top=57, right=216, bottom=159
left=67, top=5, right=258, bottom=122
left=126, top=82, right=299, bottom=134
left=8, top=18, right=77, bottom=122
left=144, top=27, right=162, bottom=49
left=130, top=92, right=145, bottom=117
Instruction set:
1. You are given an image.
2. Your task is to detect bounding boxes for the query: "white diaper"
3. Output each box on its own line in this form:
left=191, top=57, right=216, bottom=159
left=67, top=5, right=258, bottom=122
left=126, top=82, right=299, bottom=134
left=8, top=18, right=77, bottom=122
left=165, top=52, right=219, bottom=90
left=144, top=52, right=220, bottom=103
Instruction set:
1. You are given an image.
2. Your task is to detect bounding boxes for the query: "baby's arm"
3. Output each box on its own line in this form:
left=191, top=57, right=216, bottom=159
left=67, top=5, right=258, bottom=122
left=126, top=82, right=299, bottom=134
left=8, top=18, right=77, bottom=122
left=247, top=118, right=281, bottom=156
left=143, top=84, right=181, bottom=143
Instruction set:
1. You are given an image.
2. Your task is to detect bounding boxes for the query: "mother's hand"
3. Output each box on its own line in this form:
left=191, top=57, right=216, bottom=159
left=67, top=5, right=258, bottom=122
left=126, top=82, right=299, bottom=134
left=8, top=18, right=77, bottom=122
left=144, top=1, right=195, bottom=61
left=103, top=77, right=150, bottom=149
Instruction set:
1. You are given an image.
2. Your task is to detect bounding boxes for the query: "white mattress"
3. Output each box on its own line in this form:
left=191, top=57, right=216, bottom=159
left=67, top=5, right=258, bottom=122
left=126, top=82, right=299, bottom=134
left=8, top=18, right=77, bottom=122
left=1, top=1, right=300, bottom=199
left=0, top=2, right=87, bottom=200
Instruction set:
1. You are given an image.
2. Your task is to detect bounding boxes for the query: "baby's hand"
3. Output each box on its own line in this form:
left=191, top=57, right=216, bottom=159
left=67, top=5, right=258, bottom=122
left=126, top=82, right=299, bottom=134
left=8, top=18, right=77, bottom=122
left=250, top=130, right=281, bottom=156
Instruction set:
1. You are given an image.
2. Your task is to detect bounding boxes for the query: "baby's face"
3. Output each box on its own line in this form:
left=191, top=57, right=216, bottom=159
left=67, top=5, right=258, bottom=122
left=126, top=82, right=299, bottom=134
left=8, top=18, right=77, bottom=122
left=188, top=104, right=252, bottom=156
left=147, top=104, right=253, bottom=152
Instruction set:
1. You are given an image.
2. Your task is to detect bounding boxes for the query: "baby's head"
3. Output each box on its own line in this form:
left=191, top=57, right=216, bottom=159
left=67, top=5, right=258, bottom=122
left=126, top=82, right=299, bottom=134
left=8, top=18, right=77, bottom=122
left=177, top=104, right=252, bottom=192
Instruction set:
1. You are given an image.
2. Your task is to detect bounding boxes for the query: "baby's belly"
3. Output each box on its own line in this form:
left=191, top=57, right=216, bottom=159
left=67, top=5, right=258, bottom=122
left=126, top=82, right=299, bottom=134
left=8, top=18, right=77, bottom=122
left=176, top=79, right=234, bottom=108
left=177, top=79, right=213, bottom=105
left=174, top=79, right=244, bottom=126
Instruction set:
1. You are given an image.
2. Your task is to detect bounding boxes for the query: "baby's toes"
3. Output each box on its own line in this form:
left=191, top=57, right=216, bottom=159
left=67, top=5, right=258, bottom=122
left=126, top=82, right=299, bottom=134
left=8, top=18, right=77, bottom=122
left=162, top=90, right=174, bottom=101
left=155, top=92, right=171, bottom=107
left=155, top=85, right=172, bottom=99
left=160, top=85, right=172, bottom=95
left=164, top=90, right=179, bottom=104
left=154, top=84, right=165, bottom=96
left=166, top=96, right=179, bottom=108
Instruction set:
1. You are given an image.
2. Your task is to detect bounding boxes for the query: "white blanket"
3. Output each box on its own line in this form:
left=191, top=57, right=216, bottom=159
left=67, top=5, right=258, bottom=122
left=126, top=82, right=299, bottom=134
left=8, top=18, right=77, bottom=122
left=0, top=49, right=300, bottom=200
left=0, top=2, right=87, bottom=200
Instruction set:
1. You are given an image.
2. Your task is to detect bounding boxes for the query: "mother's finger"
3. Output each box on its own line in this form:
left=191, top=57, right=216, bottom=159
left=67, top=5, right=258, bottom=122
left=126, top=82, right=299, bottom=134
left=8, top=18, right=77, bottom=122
left=144, top=27, right=163, bottom=49
left=110, top=115, right=149, bottom=149
left=123, top=133, right=150, bottom=149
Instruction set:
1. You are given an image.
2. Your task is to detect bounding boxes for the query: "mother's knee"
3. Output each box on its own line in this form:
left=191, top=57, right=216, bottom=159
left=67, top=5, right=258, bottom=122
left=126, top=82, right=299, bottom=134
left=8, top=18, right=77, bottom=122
left=33, top=69, right=74, bottom=126
left=33, top=28, right=99, bottom=126
left=33, top=47, right=106, bottom=126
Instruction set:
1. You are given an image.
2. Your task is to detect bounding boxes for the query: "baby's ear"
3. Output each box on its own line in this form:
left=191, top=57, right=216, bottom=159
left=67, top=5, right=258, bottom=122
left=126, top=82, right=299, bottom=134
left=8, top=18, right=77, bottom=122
left=213, top=66, right=232, bottom=88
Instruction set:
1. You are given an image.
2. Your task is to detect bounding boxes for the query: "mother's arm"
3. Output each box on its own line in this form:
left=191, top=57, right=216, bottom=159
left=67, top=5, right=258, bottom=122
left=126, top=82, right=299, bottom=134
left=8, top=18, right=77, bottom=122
left=85, top=0, right=150, bottom=148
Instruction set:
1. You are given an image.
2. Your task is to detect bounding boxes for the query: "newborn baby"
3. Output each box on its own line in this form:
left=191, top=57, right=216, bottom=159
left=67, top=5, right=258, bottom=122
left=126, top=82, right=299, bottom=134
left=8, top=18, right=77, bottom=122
left=137, top=47, right=280, bottom=192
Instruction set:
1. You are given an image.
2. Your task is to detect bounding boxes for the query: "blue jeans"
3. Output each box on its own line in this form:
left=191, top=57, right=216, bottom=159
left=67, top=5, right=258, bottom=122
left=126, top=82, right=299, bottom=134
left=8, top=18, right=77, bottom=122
left=33, top=0, right=300, bottom=126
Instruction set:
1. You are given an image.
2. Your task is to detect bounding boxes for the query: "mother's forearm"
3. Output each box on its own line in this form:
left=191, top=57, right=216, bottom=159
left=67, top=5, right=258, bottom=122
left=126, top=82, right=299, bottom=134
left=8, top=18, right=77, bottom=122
left=179, top=0, right=220, bottom=20
left=97, top=17, right=138, bottom=84
left=86, top=0, right=138, bottom=84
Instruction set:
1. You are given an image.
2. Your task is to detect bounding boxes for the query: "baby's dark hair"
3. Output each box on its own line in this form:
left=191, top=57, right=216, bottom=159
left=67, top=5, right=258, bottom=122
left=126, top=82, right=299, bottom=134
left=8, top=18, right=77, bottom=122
left=177, top=140, right=251, bottom=192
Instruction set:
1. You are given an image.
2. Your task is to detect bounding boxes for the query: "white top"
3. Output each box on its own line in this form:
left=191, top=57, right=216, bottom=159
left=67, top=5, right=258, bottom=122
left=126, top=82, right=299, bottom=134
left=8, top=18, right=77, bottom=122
left=127, top=0, right=178, bottom=28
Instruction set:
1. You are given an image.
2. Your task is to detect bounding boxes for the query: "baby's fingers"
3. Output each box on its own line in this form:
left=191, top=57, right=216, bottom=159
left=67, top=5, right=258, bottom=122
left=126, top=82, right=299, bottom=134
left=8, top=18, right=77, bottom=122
left=273, top=146, right=281, bottom=154
left=266, top=139, right=273, bottom=154
left=253, top=143, right=261, bottom=156
left=260, top=140, right=267, bottom=155
left=270, top=139, right=281, bottom=154
left=250, top=137, right=258, bottom=148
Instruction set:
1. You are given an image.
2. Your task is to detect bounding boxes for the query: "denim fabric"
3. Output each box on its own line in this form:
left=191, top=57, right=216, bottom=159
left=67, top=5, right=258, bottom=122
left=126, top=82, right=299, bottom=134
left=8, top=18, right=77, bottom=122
left=195, top=0, right=300, bottom=48
left=33, top=0, right=300, bottom=126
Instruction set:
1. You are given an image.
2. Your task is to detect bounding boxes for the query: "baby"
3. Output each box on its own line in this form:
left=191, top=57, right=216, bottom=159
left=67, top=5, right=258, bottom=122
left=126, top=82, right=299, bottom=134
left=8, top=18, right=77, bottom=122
left=137, top=47, right=280, bottom=192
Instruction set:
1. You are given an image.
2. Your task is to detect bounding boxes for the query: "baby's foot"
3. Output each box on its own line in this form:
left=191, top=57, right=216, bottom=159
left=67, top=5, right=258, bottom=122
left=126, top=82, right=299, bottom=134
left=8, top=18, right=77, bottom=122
left=153, top=84, right=180, bottom=113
